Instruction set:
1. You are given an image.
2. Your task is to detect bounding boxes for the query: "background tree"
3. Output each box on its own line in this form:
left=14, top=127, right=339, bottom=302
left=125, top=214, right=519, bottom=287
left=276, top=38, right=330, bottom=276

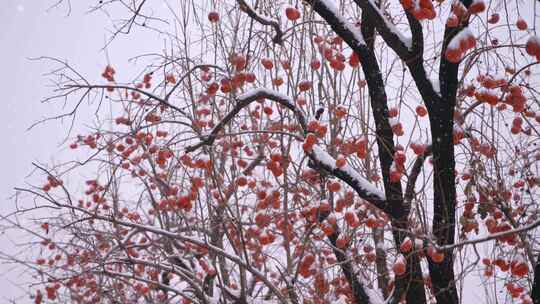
left=4, top=0, right=540, bottom=303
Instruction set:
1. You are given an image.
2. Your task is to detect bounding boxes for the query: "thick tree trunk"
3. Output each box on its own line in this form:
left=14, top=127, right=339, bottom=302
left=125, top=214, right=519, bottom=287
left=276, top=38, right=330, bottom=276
left=532, top=254, right=540, bottom=304
left=426, top=104, right=459, bottom=304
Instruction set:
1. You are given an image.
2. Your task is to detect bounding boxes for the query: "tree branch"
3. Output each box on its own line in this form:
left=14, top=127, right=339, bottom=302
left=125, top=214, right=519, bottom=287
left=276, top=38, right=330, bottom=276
left=237, top=0, right=284, bottom=44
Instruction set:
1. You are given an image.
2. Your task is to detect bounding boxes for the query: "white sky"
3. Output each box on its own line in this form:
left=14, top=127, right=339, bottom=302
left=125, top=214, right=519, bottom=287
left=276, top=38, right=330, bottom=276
left=0, top=1, right=165, bottom=301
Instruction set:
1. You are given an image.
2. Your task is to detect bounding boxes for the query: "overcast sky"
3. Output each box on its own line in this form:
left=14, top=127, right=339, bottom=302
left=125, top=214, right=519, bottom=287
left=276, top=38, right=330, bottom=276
left=0, top=1, right=165, bottom=301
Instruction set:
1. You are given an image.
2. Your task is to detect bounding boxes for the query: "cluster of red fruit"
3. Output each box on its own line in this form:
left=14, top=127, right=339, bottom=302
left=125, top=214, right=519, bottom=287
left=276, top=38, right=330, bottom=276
left=511, top=116, right=523, bottom=134
left=266, top=153, right=286, bottom=177
left=337, top=136, right=368, bottom=159
left=445, top=28, right=476, bottom=63
left=42, top=175, right=63, bottom=192
left=388, top=107, right=405, bottom=136
left=313, top=35, right=354, bottom=72
left=395, top=238, right=445, bottom=276
left=400, top=0, right=436, bottom=20
left=504, top=85, right=527, bottom=113
left=302, top=120, right=328, bottom=151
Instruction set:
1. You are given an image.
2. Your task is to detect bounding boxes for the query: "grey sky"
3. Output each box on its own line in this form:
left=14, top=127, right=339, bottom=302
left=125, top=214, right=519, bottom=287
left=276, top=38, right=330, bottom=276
left=0, top=1, right=163, bottom=301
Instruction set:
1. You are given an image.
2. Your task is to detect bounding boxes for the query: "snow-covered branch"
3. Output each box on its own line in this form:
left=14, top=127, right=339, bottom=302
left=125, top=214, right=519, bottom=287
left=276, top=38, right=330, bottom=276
left=306, top=0, right=365, bottom=47
left=352, top=0, right=411, bottom=52
left=310, top=145, right=386, bottom=205
left=185, top=87, right=307, bottom=152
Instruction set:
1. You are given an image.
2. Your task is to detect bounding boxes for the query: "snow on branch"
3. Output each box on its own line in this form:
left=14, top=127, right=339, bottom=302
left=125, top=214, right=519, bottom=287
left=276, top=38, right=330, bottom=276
left=185, top=87, right=307, bottom=152
left=307, top=0, right=366, bottom=46
left=353, top=0, right=412, bottom=52
left=186, top=88, right=387, bottom=218
left=310, top=145, right=387, bottom=207
left=237, top=0, right=284, bottom=44
left=56, top=202, right=291, bottom=304
left=327, top=229, right=387, bottom=304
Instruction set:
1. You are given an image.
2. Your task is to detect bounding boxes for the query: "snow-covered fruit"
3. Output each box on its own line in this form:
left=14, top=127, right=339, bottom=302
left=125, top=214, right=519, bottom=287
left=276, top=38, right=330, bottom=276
left=393, top=254, right=407, bottom=276
left=445, top=28, right=476, bottom=63
left=400, top=237, right=413, bottom=253
left=400, top=0, right=436, bottom=20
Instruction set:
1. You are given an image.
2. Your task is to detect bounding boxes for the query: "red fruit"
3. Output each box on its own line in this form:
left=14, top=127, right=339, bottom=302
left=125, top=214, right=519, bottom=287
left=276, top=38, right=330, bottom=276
left=388, top=107, right=399, bottom=118
left=302, top=134, right=317, bottom=152
left=394, top=151, right=406, bottom=165
left=314, top=273, right=329, bottom=294
left=344, top=212, right=359, bottom=227
left=366, top=217, right=378, bottom=228
left=231, top=54, right=247, bottom=71
left=452, top=2, right=467, bottom=17
left=446, top=15, right=459, bottom=27
left=41, top=223, right=49, bottom=232
left=335, top=156, right=347, bottom=168
left=390, top=170, right=401, bottom=182
left=487, top=13, right=500, bottom=24
left=236, top=176, right=248, bottom=187
left=349, top=52, right=360, bottom=67
left=393, top=255, right=407, bottom=276
left=430, top=250, right=445, bottom=263
left=410, top=142, right=426, bottom=155
left=272, top=77, right=284, bottom=86
left=328, top=181, right=341, bottom=193
left=334, top=106, right=347, bottom=119
left=400, top=0, right=413, bottom=9
left=245, top=73, right=256, bottom=83
left=208, top=11, right=220, bottom=23
left=207, top=82, right=219, bottom=95
left=336, top=235, right=349, bottom=248
left=285, top=7, right=301, bottom=21
left=400, top=237, right=413, bottom=253
left=298, top=80, right=312, bottom=91
left=307, top=120, right=320, bottom=132
left=330, top=59, right=345, bottom=71
left=516, top=18, right=528, bottom=31
left=511, top=261, right=528, bottom=277
left=416, top=105, right=427, bottom=117
left=391, top=122, right=404, bottom=136
left=261, top=58, right=274, bottom=70
left=263, top=106, right=273, bottom=116
left=445, top=47, right=462, bottom=63
left=316, top=124, right=327, bottom=138
left=275, top=60, right=288, bottom=71
left=310, top=59, right=321, bottom=70
left=468, top=0, right=485, bottom=14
